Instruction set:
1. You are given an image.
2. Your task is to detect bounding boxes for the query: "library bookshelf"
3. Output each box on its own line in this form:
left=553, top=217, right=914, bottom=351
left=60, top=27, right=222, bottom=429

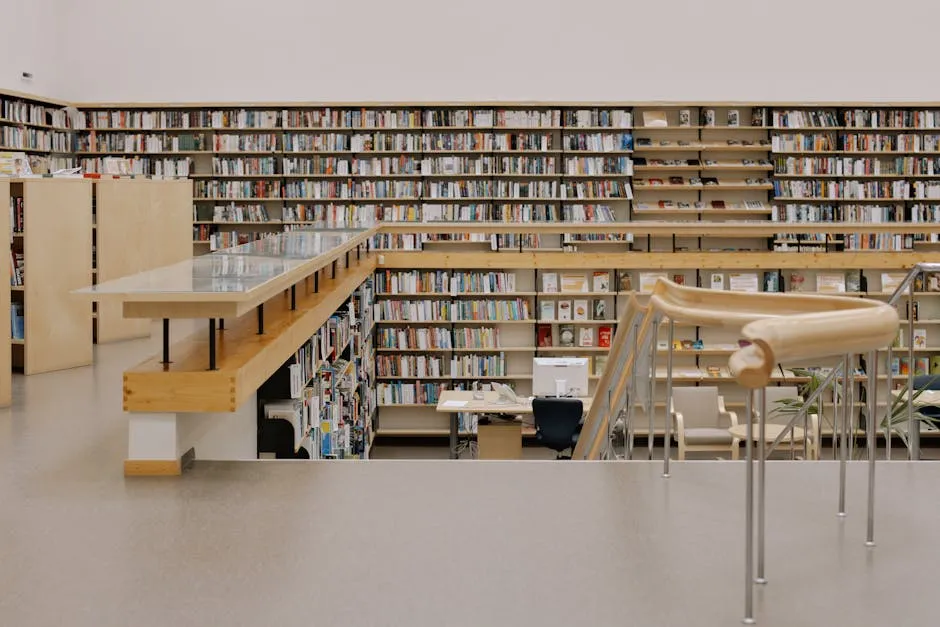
left=9, top=88, right=940, bottom=449
left=0, top=179, right=9, bottom=406
left=10, top=178, right=93, bottom=375
left=0, top=89, right=80, bottom=173
left=93, top=178, right=192, bottom=343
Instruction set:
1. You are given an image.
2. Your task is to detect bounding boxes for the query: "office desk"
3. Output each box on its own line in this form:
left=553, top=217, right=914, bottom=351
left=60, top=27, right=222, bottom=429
left=435, top=391, right=593, bottom=459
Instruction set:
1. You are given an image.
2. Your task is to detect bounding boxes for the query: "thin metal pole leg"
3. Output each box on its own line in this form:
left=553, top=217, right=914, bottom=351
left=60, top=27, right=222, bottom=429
left=839, top=355, right=849, bottom=517
left=743, top=389, right=756, bottom=624
left=866, top=350, right=878, bottom=547
left=161, top=318, right=170, bottom=365
left=885, top=348, right=893, bottom=460
left=663, top=320, right=675, bottom=477
left=756, top=387, right=767, bottom=585
left=647, top=318, right=659, bottom=461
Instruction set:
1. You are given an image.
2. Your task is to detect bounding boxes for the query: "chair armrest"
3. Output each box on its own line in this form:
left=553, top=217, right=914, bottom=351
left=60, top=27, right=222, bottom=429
left=673, top=410, right=685, bottom=439
left=718, top=395, right=738, bottom=426
left=721, top=410, right=739, bottom=427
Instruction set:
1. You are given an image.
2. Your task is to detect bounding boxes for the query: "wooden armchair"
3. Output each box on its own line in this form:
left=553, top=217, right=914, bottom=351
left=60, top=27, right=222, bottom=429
left=671, top=386, right=739, bottom=460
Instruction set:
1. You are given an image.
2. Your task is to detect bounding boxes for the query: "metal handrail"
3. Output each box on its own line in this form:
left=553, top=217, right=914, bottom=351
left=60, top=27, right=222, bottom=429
left=884, top=262, right=940, bottom=460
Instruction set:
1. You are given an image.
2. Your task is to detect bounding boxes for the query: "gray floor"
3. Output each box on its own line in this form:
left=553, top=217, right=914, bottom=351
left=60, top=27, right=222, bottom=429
left=1, top=328, right=938, bottom=626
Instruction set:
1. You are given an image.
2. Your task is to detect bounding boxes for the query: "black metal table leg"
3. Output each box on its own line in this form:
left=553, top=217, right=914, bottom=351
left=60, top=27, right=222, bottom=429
left=314, top=273, right=319, bottom=293
left=161, top=318, right=170, bottom=366
left=257, top=304, right=264, bottom=335
left=290, top=285, right=296, bottom=310
left=346, top=251, right=349, bottom=267
left=331, top=260, right=337, bottom=278
left=208, top=319, right=217, bottom=370
left=219, top=318, right=225, bottom=331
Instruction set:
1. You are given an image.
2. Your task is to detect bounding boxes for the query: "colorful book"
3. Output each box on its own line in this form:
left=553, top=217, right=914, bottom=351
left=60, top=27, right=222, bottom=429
left=598, top=326, right=613, bottom=348
left=558, top=300, right=572, bottom=321
left=559, top=324, right=575, bottom=347
left=592, top=271, right=610, bottom=292
left=537, top=325, right=553, bottom=347
left=579, top=327, right=594, bottom=347
left=573, top=299, right=589, bottom=321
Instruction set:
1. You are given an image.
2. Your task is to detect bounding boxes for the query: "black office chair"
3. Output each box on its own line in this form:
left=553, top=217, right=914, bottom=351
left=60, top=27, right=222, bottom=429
left=533, top=398, right=584, bottom=459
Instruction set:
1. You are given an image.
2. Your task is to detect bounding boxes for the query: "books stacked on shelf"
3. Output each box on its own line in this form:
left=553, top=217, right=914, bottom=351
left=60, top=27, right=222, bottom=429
left=285, top=109, right=420, bottom=129
left=377, top=354, right=446, bottom=377
left=214, top=133, right=278, bottom=152
left=1, top=127, right=71, bottom=153
left=195, top=180, right=281, bottom=199
left=2, top=97, right=81, bottom=129
left=212, top=156, right=277, bottom=175
left=9, top=251, right=24, bottom=286
left=377, top=381, right=448, bottom=405
left=80, top=156, right=191, bottom=176
left=450, top=353, right=507, bottom=377
left=564, top=109, right=633, bottom=129
left=209, top=203, right=270, bottom=223
left=377, top=327, right=453, bottom=350
left=375, top=270, right=518, bottom=295
left=10, top=302, right=24, bottom=341
left=79, top=132, right=205, bottom=153
left=259, top=276, right=373, bottom=459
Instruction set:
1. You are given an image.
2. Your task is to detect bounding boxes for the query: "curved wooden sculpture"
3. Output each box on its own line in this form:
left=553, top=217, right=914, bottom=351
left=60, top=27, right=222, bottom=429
left=574, top=279, right=899, bottom=460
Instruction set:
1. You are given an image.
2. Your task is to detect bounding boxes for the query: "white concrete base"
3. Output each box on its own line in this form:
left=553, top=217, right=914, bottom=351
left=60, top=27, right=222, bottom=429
left=127, top=393, right=258, bottom=471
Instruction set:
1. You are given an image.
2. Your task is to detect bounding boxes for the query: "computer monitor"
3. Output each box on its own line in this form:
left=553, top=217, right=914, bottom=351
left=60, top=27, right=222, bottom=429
left=532, top=357, right=590, bottom=397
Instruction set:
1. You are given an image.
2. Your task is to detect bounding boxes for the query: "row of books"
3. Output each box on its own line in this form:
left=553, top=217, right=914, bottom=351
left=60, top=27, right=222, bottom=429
left=197, top=180, right=633, bottom=200
left=376, top=354, right=508, bottom=378
left=79, top=133, right=205, bottom=153
left=80, top=156, right=191, bottom=176
left=375, top=271, right=517, bottom=294
left=772, top=133, right=940, bottom=152
left=1, top=128, right=71, bottom=152
left=775, top=180, right=940, bottom=200
left=374, top=299, right=532, bottom=322
left=45, top=107, right=940, bottom=133
left=1, top=99, right=74, bottom=129
left=277, top=154, right=633, bottom=176
left=773, top=156, right=940, bottom=176
left=772, top=204, right=905, bottom=223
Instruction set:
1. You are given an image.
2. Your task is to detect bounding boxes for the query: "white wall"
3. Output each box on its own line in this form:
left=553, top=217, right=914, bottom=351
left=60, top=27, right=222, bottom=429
left=0, top=0, right=64, bottom=99
left=9, top=0, right=940, bottom=104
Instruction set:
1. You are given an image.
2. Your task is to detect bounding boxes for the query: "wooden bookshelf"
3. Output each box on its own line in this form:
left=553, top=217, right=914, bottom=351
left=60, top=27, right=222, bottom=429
left=9, top=179, right=93, bottom=375
left=0, top=179, right=10, bottom=406
left=94, top=178, right=193, bottom=343
left=0, top=89, right=81, bottom=173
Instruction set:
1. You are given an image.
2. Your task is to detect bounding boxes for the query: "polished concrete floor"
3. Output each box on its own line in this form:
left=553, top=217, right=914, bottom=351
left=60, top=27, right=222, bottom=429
left=1, top=328, right=938, bottom=626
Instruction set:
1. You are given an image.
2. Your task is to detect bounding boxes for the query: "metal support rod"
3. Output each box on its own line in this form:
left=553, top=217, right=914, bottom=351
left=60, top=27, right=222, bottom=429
left=290, top=285, right=296, bottom=311
left=866, top=350, right=878, bottom=547
left=743, top=389, right=755, bottom=624
left=663, top=320, right=675, bottom=477
left=208, top=318, right=217, bottom=371
left=767, top=363, right=842, bottom=455
left=626, top=321, right=641, bottom=460
left=646, top=317, right=659, bottom=461
left=219, top=318, right=225, bottom=331
left=346, top=251, right=349, bottom=267
left=839, top=354, right=849, bottom=517
left=756, top=387, right=767, bottom=585
left=257, top=304, right=264, bottom=335
left=885, top=347, right=893, bottom=460
left=907, top=284, right=918, bottom=459
left=315, top=272, right=319, bottom=293
left=357, top=245, right=360, bottom=260
left=332, top=260, right=337, bottom=278
left=161, top=318, right=170, bottom=365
